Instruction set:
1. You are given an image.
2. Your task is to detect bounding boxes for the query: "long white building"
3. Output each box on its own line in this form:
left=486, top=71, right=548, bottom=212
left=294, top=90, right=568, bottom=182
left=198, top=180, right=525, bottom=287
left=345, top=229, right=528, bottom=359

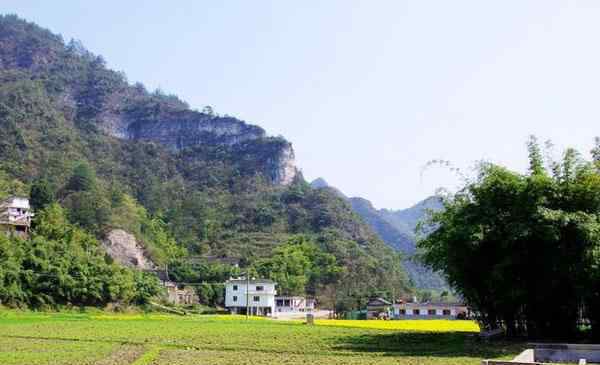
left=391, top=302, right=468, bottom=319
left=274, top=296, right=315, bottom=313
left=224, top=278, right=277, bottom=316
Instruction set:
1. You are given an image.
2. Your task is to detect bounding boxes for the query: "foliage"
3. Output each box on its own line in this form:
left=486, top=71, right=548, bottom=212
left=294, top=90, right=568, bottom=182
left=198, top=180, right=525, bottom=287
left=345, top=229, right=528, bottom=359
left=66, top=162, right=96, bottom=192
left=29, top=177, right=55, bottom=211
left=0, top=203, right=163, bottom=307
left=256, top=235, right=342, bottom=296
left=419, top=137, right=600, bottom=339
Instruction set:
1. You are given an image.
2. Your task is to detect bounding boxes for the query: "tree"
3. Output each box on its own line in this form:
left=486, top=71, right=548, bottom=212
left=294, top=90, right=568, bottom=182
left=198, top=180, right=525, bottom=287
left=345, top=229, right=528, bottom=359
left=30, top=178, right=54, bottom=211
left=64, top=191, right=110, bottom=234
left=419, top=138, right=600, bottom=339
left=527, top=135, right=545, bottom=176
left=256, top=235, right=342, bottom=296
left=2, top=203, right=154, bottom=307
left=202, top=105, right=215, bottom=116
left=66, top=162, right=96, bottom=192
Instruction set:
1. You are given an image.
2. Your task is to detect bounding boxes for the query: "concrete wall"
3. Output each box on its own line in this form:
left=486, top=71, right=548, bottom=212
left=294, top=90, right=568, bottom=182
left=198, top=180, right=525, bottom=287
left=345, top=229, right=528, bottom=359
left=225, top=282, right=276, bottom=309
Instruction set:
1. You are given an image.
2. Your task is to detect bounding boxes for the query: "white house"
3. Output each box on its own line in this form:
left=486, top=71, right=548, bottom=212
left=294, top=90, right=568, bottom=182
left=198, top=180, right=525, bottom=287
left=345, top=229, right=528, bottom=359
left=391, top=301, right=467, bottom=319
left=275, top=296, right=315, bottom=313
left=0, top=197, right=34, bottom=237
left=224, top=278, right=277, bottom=316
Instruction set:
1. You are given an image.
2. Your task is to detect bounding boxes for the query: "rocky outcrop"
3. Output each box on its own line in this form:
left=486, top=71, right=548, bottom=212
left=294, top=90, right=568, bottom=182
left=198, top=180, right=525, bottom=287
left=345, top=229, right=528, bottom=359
left=271, top=144, right=297, bottom=185
left=102, top=229, right=156, bottom=270
left=125, top=112, right=266, bottom=150
left=98, top=102, right=298, bottom=185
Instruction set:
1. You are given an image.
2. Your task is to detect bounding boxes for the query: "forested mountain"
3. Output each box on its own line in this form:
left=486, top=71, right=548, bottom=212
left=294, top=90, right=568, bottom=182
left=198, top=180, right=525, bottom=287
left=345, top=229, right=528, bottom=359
left=310, top=178, right=446, bottom=290
left=379, top=196, right=444, bottom=238
left=0, top=14, right=411, bottom=308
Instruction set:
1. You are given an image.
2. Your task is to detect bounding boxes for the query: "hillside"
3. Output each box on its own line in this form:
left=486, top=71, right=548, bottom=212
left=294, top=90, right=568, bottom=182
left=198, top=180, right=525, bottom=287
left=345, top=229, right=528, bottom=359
left=310, top=178, right=446, bottom=290
left=0, top=14, right=412, bottom=308
left=379, top=196, right=444, bottom=238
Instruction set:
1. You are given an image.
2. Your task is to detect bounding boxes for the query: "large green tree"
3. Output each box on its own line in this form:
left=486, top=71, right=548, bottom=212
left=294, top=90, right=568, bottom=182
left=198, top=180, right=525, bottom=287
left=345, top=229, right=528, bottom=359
left=256, top=235, right=342, bottom=296
left=419, top=137, right=600, bottom=339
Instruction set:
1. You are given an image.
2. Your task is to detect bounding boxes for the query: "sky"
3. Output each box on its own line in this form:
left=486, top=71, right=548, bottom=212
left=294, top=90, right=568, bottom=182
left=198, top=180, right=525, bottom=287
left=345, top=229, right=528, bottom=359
left=5, top=1, right=600, bottom=209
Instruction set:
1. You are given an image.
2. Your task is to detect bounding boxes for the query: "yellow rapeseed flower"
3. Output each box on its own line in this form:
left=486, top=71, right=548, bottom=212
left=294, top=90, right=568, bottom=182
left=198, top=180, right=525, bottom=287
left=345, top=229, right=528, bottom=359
left=312, top=319, right=480, bottom=332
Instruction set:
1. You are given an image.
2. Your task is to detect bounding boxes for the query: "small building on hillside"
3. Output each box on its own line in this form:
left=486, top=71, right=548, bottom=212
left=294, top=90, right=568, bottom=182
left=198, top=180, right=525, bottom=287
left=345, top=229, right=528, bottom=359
left=0, top=196, right=34, bottom=238
left=391, top=301, right=468, bottom=319
left=224, top=278, right=277, bottom=316
left=366, top=297, right=392, bottom=319
left=151, top=270, right=199, bottom=306
left=275, top=296, right=315, bottom=313
left=164, top=281, right=199, bottom=305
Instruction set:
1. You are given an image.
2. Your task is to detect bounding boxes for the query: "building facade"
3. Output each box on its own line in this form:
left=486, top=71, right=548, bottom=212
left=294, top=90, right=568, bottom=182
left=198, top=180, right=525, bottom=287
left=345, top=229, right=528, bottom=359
left=164, top=281, right=199, bottom=305
left=224, top=278, right=277, bottom=316
left=0, top=197, right=33, bottom=238
left=366, top=297, right=392, bottom=319
left=274, top=296, right=315, bottom=313
left=391, top=302, right=468, bottom=319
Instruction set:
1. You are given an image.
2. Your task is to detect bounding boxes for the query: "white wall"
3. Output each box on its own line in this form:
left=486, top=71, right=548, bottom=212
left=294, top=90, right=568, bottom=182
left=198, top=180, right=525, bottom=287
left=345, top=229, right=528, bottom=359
left=7, top=198, right=30, bottom=209
left=225, top=282, right=276, bottom=308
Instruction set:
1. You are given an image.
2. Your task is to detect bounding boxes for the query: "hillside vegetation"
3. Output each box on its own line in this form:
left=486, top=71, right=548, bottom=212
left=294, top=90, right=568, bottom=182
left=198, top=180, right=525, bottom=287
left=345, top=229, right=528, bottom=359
left=420, top=137, right=600, bottom=340
left=0, top=14, right=411, bottom=309
left=310, top=178, right=446, bottom=290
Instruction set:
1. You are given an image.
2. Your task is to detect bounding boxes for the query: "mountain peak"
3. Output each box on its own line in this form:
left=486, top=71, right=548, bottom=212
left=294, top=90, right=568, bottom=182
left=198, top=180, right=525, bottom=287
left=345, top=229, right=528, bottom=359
left=310, top=178, right=329, bottom=189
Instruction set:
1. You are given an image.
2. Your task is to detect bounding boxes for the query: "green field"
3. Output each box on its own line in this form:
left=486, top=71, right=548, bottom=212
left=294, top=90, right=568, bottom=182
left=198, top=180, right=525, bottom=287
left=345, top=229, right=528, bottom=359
left=0, top=312, right=524, bottom=365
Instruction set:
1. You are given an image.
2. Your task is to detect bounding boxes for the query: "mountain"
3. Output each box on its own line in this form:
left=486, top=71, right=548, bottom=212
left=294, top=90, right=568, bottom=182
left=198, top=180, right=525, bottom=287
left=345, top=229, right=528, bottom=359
left=379, top=196, right=444, bottom=238
left=0, top=14, right=412, bottom=306
left=311, top=178, right=447, bottom=290
left=309, top=178, right=347, bottom=199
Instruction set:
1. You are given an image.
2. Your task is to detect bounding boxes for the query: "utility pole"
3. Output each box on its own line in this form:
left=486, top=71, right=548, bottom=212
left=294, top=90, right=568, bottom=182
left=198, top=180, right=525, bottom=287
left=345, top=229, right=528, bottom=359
left=246, top=271, right=250, bottom=319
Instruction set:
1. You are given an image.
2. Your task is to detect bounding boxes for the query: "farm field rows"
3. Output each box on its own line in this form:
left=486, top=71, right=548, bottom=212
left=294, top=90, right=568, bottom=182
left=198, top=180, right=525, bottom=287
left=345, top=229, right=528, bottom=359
left=0, top=311, right=523, bottom=365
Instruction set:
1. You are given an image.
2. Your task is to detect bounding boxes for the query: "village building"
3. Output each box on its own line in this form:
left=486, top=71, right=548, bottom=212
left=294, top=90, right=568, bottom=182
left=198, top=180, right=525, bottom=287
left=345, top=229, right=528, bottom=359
left=391, top=301, right=468, bottom=319
left=224, top=278, right=277, bottom=316
left=366, top=297, right=392, bottom=319
left=0, top=196, right=34, bottom=238
left=274, top=296, right=315, bottom=313
left=163, top=281, right=199, bottom=305
left=150, top=270, right=199, bottom=306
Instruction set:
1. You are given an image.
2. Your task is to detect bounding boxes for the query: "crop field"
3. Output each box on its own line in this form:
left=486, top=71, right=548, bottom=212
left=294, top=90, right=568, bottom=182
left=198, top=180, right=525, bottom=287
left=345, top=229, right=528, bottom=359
left=0, top=311, right=524, bottom=365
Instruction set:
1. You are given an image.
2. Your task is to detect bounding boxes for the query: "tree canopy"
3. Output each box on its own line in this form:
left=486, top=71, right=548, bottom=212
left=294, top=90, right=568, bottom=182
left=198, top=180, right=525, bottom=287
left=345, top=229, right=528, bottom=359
left=419, top=137, right=600, bottom=340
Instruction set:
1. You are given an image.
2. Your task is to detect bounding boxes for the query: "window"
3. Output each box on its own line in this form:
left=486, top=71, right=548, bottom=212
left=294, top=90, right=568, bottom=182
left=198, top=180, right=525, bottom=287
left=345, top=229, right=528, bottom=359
left=428, top=309, right=436, bottom=315
left=233, top=285, right=238, bottom=291
left=443, top=309, right=451, bottom=316
left=253, top=296, right=260, bottom=302
left=283, top=299, right=291, bottom=307
left=276, top=299, right=284, bottom=306
left=233, top=296, right=238, bottom=302
left=256, top=285, right=264, bottom=291
left=399, top=309, right=406, bottom=315
left=413, top=309, right=420, bottom=315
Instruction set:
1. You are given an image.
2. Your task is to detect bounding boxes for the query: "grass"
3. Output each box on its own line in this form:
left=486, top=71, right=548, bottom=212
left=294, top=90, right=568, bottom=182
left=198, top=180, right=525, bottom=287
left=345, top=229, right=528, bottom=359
left=0, top=311, right=523, bottom=365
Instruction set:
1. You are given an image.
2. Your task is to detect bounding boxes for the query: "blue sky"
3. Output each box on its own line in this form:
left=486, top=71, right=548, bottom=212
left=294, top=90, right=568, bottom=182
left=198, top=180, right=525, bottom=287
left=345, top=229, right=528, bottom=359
left=6, top=1, right=600, bottom=209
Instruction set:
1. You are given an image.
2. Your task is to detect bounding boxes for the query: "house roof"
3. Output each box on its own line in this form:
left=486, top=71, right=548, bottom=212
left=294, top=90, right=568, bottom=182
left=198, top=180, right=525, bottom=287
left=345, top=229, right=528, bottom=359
left=226, top=278, right=276, bottom=285
left=1, top=196, right=30, bottom=209
left=367, top=297, right=392, bottom=306
left=395, top=302, right=466, bottom=307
